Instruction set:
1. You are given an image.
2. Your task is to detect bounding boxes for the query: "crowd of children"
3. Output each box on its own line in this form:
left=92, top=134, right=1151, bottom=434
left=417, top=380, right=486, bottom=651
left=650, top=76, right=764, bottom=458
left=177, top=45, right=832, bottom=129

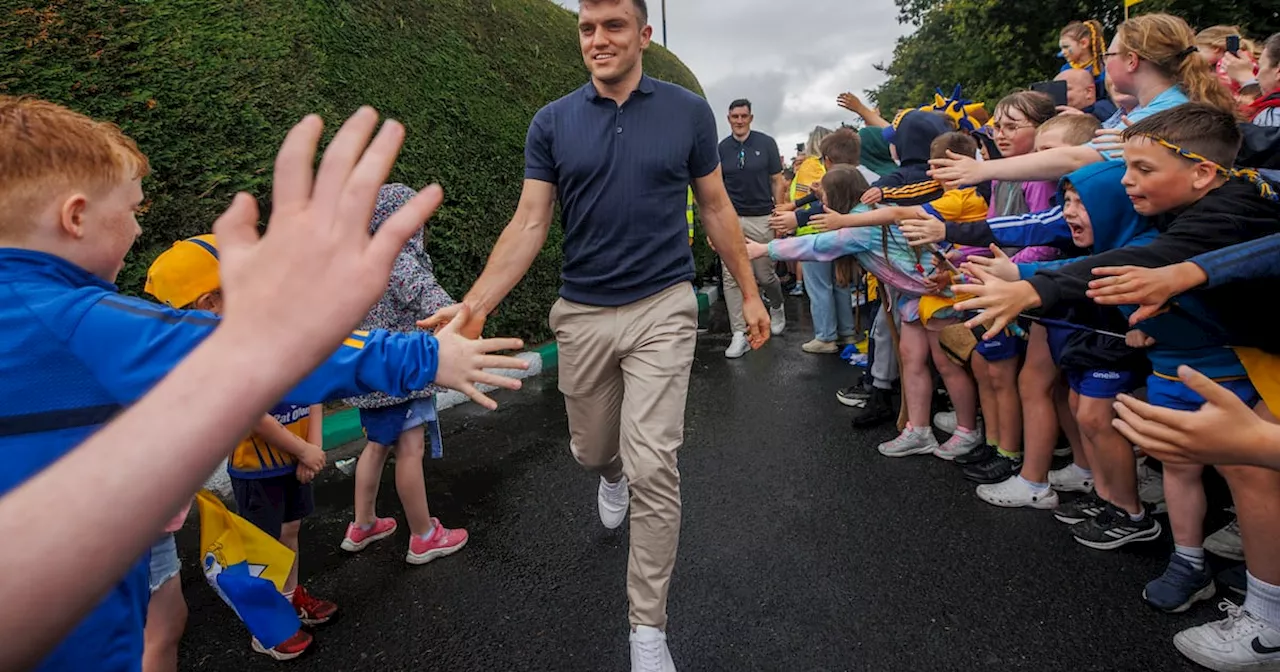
left=752, top=12, right=1280, bottom=671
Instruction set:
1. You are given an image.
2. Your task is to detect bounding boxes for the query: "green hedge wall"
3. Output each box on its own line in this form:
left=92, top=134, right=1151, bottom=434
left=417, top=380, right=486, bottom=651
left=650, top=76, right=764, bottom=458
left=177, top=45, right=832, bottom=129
left=1, top=0, right=710, bottom=342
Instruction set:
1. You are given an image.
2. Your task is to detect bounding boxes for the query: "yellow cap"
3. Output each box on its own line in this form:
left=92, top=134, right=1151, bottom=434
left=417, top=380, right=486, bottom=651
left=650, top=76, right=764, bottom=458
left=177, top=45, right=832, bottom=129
left=144, top=234, right=221, bottom=308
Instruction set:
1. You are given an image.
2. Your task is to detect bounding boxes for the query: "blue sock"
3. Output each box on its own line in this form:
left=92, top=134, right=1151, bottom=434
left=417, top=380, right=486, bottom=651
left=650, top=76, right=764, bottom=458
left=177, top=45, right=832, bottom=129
left=1175, top=545, right=1206, bottom=572
left=1018, top=475, right=1049, bottom=491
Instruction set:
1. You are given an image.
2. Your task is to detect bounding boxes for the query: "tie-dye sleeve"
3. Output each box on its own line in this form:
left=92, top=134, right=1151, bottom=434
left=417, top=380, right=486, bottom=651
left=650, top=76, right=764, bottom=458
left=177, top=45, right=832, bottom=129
left=766, top=228, right=875, bottom=262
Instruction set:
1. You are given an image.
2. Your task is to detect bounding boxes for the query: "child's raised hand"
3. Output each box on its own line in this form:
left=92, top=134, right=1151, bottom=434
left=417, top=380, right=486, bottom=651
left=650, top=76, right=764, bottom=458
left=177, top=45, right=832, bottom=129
left=836, top=92, right=865, bottom=114
left=1092, top=118, right=1130, bottom=158
left=898, top=215, right=946, bottom=247
left=432, top=304, right=528, bottom=410
left=952, top=267, right=1042, bottom=338
left=808, top=209, right=842, bottom=232
left=1222, top=51, right=1257, bottom=85
left=744, top=240, right=769, bottom=260
left=769, top=209, right=798, bottom=235
left=927, top=150, right=983, bottom=189
left=962, top=244, right=1019, bottom=283
left=1087, top=262, right=1207, bottom=325
left=213, top=107, right=449, bottom=378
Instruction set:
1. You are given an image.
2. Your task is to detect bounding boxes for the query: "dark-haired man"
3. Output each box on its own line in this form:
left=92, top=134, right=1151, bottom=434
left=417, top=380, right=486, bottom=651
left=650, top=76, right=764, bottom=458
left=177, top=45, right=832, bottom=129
left=719, top=98, right=788, bottom=358
left=422, top=1, right=769, bottom=669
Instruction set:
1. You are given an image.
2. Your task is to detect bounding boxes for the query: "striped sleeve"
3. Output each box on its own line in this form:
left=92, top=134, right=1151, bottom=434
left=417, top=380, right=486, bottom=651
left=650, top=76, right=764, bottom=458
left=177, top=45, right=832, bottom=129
left=1191, top=233, right=1280, bottom=289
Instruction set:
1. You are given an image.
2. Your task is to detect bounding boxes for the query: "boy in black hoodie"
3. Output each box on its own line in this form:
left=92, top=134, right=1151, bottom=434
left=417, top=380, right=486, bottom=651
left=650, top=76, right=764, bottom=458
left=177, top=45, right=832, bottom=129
left=953, top=103, right=1280, bottom=619
left=864, top=110, right=954, bottom=206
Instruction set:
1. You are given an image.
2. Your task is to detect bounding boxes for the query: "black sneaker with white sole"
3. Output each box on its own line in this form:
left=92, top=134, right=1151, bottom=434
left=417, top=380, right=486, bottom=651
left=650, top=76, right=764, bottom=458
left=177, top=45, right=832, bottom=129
left=1071, top=504, right=1163, bottom=550
left=1053, top=491, right=1106, bottom=525
left=836, top=383, right=872, bottom=408
left=961, top=452, right=1021, bottom=484
left=850, top=388, right=895, bottom=429
left=953, top=442, right=996, bottom=467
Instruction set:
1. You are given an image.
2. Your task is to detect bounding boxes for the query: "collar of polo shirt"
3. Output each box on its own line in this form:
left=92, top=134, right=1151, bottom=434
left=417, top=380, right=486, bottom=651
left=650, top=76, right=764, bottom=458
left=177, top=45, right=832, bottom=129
left=585, top=74, right=657, bottom=101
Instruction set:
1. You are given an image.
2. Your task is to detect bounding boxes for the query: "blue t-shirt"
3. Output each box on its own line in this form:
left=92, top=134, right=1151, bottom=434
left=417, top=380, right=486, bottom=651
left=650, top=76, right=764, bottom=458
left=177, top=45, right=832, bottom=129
left=1090, top=86, right=1189, bottom=159
left=524, top=74, right=719, bottom=307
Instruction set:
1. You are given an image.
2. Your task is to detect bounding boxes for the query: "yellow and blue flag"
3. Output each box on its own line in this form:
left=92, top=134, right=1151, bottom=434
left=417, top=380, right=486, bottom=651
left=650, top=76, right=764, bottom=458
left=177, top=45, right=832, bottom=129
left=196, top=490, right=299, bottom=647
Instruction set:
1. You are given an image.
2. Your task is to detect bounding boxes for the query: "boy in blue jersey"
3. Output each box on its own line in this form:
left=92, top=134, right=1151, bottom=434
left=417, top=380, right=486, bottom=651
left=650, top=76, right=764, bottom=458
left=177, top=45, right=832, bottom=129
left=145, top=235, right=336, bottom=660
left=954, top=104, right=1280, bottom=617
left=0, top=97, right=522, bottom=672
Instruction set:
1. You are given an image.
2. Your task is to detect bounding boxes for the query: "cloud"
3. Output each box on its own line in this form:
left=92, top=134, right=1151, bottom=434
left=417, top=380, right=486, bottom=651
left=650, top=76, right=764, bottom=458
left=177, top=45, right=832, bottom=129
left=554, top=0, right=909, bottom=154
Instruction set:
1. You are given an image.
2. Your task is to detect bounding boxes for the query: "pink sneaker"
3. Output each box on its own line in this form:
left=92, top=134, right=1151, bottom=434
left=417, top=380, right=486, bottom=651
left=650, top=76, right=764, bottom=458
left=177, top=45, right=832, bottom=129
left=406, top=518, right=468, bottom=565
left=340, top=517, right=397, bottom=552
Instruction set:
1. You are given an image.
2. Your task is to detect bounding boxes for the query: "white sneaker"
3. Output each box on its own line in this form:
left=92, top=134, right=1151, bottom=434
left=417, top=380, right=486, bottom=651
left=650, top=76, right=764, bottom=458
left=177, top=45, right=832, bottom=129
left=769, top=306, right=786, bottom=335
left=877, top=427, right=939, bottom=458
left=1206, top=516, right=1245, bottom=561
left=976, top=476, right=1060, bottom=510
left=598, top=476, right=629, bottom=530
left=630, top=625, right=677, bottom=672
left=801, top=339, right=839, bottom=354
left=934, top=427, right=983, bottom=461
left=1049, top=464, right=1094, bottom=493
left=1173, top=600, right=1280, bottom=672
left=724, top=332, right=750, bottom=359
left=1137, top=458, right=1169, bottom=515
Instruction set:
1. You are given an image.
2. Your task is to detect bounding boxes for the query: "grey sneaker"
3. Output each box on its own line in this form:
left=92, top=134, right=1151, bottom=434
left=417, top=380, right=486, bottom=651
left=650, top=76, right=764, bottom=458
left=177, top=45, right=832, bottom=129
left=1205, top=516, right=1244, bottom=561
left=878, top=427, right=939, bottom=458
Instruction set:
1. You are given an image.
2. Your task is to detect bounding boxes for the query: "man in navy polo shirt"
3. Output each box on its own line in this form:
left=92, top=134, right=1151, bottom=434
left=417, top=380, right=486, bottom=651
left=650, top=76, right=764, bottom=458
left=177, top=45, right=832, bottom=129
left=718, top=99, right=788, bottom=358
left=421, top=1, right=769, bottom=670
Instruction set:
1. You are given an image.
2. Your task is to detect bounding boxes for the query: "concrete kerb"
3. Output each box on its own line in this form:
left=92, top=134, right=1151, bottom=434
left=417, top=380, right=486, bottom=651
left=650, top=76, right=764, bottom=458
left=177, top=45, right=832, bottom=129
left=201, top=285, right=719, bottom=497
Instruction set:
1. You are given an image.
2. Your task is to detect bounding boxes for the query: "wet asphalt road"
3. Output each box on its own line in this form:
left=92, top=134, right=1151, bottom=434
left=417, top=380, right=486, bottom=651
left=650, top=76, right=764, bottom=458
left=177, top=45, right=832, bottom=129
left=176, top=297, right=1227, bottom=671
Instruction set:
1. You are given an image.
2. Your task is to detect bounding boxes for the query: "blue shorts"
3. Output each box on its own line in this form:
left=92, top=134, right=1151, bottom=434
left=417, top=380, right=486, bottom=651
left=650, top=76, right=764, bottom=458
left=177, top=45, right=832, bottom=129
left=359, top=397, right=443, bottom=457
left=975, top=329, right=1025, bottom=362
left=148, top=533, right=180, bottom=593
left=1067, top=368, right=1141, bottom=399
left=1146, top=375, right=1260, bottom=412
left=231, top=474, right=315, bottom=539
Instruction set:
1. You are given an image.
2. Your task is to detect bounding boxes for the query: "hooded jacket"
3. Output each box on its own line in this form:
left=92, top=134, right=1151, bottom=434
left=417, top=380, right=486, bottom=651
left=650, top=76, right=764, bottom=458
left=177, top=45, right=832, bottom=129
left=0, top=248, right=444, bottom=671
left=1043, top=162, right=1153, bottom=372
left=874, top=111, right=950, bottom=206
left=1026, top=176, right=1280, bottom=377
left=345, top=184, right=456, bottom=409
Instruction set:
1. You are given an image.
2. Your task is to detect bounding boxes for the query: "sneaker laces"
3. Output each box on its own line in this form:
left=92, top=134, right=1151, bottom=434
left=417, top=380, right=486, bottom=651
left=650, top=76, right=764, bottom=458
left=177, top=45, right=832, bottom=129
left=1225, top=518, right=1241, bottom=535
left=1210, top=600, right=1262, bottom=639
left=634, top=638, right=666, bottom=670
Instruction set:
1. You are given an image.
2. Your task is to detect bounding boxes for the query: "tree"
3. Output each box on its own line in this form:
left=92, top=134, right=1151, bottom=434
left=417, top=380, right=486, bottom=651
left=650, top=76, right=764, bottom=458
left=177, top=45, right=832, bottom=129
left=871, top=0, right=1280, bottom=115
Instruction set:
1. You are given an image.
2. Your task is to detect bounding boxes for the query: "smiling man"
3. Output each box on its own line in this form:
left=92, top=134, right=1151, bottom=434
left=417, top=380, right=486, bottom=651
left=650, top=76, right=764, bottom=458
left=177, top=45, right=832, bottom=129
left=719, top=99, right=788, bottom=358
left=420, top=1, right=768, bottom=670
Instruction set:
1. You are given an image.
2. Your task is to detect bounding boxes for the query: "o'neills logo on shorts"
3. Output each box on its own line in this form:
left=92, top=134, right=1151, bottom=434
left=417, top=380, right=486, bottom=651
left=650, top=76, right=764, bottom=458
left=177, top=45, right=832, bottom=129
left=1091, top=371, right=1122, bottom=380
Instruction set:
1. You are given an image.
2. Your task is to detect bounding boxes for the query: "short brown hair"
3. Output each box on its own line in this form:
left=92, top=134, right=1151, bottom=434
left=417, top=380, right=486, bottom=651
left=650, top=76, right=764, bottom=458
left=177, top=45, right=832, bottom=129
left=819, top=129, right=862, bottom=166
left=0, top=96, right=150, bottom=237
left=994, top=91, right=1057, bottom=127
left=580, top=0, right=648, bottom=25
left=1122, top=102, right=1241, bottom=168
left=929, top=131, right=978, bottom=161
left=1037, top=114, right=1101, bottom=146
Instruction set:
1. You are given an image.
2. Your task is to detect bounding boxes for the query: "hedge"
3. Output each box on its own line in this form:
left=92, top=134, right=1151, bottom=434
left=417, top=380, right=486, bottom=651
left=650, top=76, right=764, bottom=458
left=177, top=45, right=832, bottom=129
left=1, top=0, right=711, bottom=342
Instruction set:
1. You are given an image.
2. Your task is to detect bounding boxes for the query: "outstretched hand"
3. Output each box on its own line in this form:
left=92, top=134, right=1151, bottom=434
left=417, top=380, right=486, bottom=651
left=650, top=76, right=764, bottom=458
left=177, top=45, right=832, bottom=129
left=1087, top=263, right=1207, bottom=325
left=418, top=302, right=487, bottom=339
left=928, top=150, right=983, bottom=189
left=432, top=304, right=528, bottom=410
left=213, top=107, right=448, bottom=373
left=951, top=264, right=1042, bottom=337
left=898, top=215, right=946, bottom=247
left=960, top=244, right=1019, bottom=283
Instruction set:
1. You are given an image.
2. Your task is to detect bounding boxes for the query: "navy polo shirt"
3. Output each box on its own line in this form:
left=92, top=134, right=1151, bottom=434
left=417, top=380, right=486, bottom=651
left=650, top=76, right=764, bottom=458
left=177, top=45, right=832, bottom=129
left=524, top=74, right=720, bottom=307
left=718, top=131, right=783, bottom=217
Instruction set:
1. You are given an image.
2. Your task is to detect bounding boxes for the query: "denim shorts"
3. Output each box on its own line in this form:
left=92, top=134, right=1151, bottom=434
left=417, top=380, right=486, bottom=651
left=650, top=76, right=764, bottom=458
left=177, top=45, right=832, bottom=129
left=148, top=533, right=181, bottom=593
left=359, top=397, right=443, bottom=457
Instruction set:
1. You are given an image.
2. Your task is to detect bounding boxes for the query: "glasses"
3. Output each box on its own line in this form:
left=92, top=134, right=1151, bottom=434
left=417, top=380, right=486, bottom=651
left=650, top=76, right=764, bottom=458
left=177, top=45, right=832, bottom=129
left=737, top=148, right=745, bottom=169
left=992, top=122, right=1036, bottom=136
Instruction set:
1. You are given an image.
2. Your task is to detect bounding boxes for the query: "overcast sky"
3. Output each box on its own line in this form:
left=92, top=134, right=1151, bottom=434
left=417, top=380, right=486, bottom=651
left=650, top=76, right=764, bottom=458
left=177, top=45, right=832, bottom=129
left=553, top=0, right=910, bottom=157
